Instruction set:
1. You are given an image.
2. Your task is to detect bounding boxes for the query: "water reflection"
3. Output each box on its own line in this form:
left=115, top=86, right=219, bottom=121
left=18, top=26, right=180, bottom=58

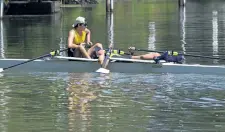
left=179, top=6, right=186, bottom=55
left=0, top=20, right=5, bottom=58
left=66, top=73, right=112, bottom=132
left=0, top=82, right=10, bottom=132
left=106, top=12, right=114, bottom=46
left=3, top=14, right=61, bottom=59
left=67, top=73, right=94, bottom=132
left=67, top=73, right=96, bottom=111
left=59, top=12, right=67, bottom=57
left=212, top=10, right=218, bottom=64
left=148, top=22, right=156, bottom=50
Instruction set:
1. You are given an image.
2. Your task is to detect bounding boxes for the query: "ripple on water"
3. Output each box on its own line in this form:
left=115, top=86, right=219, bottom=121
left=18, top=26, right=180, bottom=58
left=0, top=72, right=225, bottom=131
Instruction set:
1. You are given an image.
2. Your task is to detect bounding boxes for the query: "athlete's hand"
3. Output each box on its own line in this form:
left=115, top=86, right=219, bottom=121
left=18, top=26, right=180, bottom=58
left=80, top=43, right=86, bottom=47
left=88, top=42, right=93, bottom=46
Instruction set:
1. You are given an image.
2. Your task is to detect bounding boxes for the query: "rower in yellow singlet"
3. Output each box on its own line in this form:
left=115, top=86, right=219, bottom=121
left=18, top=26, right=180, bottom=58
left=67, top=16, right=105, bottom=64
left=73, top=29, right=86, bottom=45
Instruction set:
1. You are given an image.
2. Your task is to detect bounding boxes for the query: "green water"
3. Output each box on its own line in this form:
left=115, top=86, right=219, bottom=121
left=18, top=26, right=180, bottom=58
left=1, top=0, right=225, bottom=131
left=1, top=73, right=225, bottom=132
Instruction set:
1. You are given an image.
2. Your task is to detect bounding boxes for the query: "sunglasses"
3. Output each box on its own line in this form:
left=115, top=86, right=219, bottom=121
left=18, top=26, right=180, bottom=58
left=78, top=23, right=87, bottom=27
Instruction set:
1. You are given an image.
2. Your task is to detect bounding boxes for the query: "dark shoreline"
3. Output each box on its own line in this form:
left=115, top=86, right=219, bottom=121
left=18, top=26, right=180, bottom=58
left=3, top=0, right=98, bottom=16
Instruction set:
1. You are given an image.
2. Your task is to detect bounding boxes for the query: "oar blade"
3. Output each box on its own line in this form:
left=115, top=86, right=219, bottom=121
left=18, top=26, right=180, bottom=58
left=0, top=68, right=3, bottom=73
left=96, top=68, right=110, bottom=74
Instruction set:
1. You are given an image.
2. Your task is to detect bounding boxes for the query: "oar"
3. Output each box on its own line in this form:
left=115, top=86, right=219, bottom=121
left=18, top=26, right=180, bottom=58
left=0, top=48, right=67, bottom=72
left=96, top=44, right=113, bottom=74
left=132, top=48, right=225, bottom=60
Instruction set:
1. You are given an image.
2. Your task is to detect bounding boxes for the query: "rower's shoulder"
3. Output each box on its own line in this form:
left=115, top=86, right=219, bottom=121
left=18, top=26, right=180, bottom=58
left=85, top=28, right=91, bottom=34
left=69, top=29, right=75, bottom=35
left=69, top=29, right=75, bottom=32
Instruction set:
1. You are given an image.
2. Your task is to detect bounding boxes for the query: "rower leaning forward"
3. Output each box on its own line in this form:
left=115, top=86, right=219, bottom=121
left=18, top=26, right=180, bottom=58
left=67, top=16, right=105, bottom=65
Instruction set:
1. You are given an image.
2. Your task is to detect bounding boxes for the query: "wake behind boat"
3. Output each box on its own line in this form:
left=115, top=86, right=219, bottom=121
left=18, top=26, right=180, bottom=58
left=0, top=56, right=225, bottom=75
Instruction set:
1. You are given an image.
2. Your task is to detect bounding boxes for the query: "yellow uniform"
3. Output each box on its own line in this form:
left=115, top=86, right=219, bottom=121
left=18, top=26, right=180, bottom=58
left=73, top=30, right=87, bottom=45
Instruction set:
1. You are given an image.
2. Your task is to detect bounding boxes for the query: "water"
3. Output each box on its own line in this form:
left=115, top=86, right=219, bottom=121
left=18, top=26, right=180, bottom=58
left=1, top=73, right=225, bottom=132
left=1, top=0, right=225, bottom=131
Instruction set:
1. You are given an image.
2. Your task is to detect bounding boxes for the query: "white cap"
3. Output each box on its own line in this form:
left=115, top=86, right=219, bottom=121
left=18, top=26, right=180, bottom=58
left=72, top=16, right=86, bottom=27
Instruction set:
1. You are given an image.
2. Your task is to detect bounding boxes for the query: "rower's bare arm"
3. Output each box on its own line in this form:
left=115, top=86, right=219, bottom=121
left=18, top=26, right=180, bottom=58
left=68, top=30, right=78, bottom=48
left=85, top=28, right=92, bottom=45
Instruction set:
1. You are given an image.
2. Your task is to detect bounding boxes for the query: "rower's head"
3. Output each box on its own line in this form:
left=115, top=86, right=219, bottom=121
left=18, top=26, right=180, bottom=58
left=72, top=16, right=87, bottom=31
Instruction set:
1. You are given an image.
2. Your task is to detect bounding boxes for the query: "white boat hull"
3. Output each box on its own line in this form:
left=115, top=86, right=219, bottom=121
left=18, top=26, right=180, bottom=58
left=0, top=56, right=225, bottom=75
